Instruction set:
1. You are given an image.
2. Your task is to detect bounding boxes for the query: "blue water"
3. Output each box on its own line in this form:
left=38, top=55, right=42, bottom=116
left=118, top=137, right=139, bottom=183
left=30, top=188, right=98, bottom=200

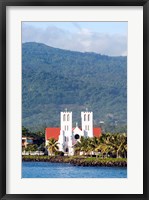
left=22, top=162, right=127, bottom=178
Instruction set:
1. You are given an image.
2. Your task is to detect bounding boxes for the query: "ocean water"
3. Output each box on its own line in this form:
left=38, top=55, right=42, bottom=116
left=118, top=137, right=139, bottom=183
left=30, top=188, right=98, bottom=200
left=22, top=162, right=127, bottom=178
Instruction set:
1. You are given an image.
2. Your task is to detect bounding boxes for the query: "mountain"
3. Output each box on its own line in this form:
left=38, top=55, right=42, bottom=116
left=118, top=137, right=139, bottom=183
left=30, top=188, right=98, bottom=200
left=22, top=42, right=127, bottom=132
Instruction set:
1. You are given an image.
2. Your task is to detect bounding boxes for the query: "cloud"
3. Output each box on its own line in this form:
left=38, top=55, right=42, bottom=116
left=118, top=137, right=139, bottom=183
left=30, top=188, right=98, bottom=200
left=22, top=24, right=127, bottom=56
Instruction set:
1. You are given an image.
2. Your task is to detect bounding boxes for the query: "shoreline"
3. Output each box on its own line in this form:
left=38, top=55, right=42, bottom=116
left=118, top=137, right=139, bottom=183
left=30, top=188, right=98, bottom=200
left=22, top=155, right=127, bottom=167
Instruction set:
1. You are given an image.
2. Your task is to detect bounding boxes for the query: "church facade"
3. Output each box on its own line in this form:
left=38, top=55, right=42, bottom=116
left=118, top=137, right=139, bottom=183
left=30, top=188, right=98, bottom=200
left=45, top=110, right=101, bottom=155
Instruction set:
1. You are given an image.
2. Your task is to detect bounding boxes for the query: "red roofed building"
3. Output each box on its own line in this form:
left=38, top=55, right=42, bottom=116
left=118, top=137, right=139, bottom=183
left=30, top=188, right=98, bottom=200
left=45, top=110, right=102, bottom=155
left=93, top=127, right=102, bottom=137
left=45, top=128, right=60, bottom=141
left=45, top=127, right=101, bottom=143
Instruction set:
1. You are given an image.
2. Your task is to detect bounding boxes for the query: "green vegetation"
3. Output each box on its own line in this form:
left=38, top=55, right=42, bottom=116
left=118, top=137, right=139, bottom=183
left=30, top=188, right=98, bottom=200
left=74, top=133, right=127, bottom=158
left=22, top=42, right=127, bottom=132
left=22, top=155, right=127, bottom=167
left=22, top=131, right=127, bottom=167
left=47, top=138, right=59, bottom=155
left=22, top=126, right=45, bottom=141
left=22, top=126, right=127, bottom=160
left=22, top=126, right=45, bottom=152
left=24, top=144, right=38, bottom=154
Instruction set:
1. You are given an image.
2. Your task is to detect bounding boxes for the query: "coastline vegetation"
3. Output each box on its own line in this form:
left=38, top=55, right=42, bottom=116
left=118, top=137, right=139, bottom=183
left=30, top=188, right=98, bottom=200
left=22, top=132, right=127, bottom=167
left=46, top=133, right=127, bottom=159
left=22, top=155, right=127, bottom=167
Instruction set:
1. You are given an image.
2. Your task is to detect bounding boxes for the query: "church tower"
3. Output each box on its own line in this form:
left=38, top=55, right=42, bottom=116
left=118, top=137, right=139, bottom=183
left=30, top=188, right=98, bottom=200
left=81, top=109, right=93, bottom=138
left=58, top=109, right=73, bottom=154
left=60, top=109, right=72, bottom=132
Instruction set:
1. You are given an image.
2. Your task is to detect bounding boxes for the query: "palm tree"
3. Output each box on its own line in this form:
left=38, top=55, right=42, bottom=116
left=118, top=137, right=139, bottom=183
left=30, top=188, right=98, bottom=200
left=94, top=133, right=110, bottom=158
left=95, top=135, right=112, bottom=158
left=74, top=137, right=91, bottom=156
left=85, top=138, right=93, bottom=156
left=80, top=137, right=88, bottom=155
left=74, top=141, right=82, bottom=155
left=104, top=133, right=127, bottom=158
left=74, top=133, right=127, bottom=158
left=116, top=133, right=127, bottom=158
left=88, top=137, right=100, bottom=156
left=47, top=138, right=59, bottom=156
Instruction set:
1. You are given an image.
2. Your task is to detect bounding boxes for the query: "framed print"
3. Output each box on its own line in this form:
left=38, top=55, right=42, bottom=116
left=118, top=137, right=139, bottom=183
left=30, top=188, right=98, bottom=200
left=0, top=0, right=149, bottom=199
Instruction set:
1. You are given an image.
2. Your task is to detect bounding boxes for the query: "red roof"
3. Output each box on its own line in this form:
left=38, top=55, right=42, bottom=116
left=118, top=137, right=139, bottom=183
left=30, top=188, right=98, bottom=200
left=93, top=127, right=102, bottom=137
left=46, top=128, right=60, bottom=140
left=46, top=127, right=102, bottom=140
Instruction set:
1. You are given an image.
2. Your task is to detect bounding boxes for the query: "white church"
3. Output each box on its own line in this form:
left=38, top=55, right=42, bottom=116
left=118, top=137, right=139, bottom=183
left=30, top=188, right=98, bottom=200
left=45, top=109, right=101, bottom=155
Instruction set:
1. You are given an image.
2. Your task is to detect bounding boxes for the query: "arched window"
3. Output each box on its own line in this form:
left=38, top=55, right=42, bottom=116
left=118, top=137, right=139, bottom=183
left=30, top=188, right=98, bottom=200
left=88, top=114, right=90, bottom=121
left=84, top=114, right=86, bottom=121
left=63, top=114, right=66, bottom=121
left=67, top=114, right=69, bottom=121
left=67, top=125, right=69, bottom=131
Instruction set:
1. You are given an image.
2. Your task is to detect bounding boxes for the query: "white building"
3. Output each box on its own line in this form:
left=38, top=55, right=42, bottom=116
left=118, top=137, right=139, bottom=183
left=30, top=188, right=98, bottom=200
left=58, top=110, right=93, bottom=155
left=45, top=110, right=101, bottom=155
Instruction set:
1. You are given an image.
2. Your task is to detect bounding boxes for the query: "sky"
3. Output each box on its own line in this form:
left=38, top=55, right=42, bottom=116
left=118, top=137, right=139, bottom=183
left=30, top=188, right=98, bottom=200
left=22, top=22, right=127, bottom=56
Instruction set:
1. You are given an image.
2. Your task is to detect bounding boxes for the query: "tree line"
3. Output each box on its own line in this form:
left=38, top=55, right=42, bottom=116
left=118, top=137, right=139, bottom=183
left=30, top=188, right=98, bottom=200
left=47, top=133, right=127, bottom=158
left=22, top=126, right=127, bottom=158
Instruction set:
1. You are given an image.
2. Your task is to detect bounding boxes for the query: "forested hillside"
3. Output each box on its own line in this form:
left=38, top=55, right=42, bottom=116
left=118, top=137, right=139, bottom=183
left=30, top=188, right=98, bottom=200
left=22, top=42, right=127, bottom=132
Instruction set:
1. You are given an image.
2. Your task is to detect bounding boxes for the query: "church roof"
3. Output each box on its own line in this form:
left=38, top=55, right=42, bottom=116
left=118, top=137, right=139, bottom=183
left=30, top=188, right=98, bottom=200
left=46, top=127, right=102, bottom=140
left=45, top=128, right=60, bottom=140
left=93, top=127, right=102, bottom=137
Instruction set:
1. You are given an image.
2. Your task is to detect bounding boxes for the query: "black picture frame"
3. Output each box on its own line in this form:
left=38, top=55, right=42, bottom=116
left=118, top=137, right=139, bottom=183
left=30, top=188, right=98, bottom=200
left=0, top=0, right=148, bottom=199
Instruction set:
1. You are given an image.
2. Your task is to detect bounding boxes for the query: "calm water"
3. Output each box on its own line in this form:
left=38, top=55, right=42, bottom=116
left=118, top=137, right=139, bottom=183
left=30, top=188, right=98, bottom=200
left=22, top=162, right=127, bottom=178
